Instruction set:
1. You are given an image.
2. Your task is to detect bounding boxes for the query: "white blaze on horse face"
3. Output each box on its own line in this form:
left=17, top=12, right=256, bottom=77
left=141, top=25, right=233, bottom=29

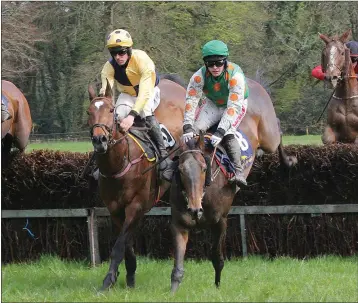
left=94, top=101, right=104, bottom=109
left=328, top=45, right=338, bottom=72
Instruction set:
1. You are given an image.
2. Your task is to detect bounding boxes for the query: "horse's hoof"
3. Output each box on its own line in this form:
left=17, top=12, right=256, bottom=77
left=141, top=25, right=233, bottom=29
left=100, top=272, right=117, bottom=291
left=171, top=281, right=180, bottom=293
left=126, top=275, right=135, bottom=288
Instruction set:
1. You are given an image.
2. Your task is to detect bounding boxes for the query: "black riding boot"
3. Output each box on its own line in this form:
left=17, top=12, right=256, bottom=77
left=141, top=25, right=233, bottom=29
left=1, top=104, right=12, bottom=122
left=222, top=134, right=247, bottom=187
left=146, top=116, right=174, bottom=182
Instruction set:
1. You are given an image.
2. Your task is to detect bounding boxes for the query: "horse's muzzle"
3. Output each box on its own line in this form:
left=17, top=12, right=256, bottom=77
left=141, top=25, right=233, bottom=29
left=91, top=134, right=108, bottom=153
left=187, top=207, right=203, bottom=221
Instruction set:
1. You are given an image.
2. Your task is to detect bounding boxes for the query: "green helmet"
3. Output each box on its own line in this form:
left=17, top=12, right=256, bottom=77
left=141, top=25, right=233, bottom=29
left=202, top=40, right=229, bottom=61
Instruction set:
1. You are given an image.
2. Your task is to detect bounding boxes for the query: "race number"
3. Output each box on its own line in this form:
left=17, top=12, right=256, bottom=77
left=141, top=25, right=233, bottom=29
left=235, top=131, right=249, bottom=151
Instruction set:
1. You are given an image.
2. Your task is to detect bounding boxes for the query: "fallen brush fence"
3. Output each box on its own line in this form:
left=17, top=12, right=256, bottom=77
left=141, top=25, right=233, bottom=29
left=2, top=204, right=358, bottom=266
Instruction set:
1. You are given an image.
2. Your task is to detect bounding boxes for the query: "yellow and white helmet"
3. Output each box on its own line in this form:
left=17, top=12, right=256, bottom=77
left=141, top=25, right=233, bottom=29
left=106, top=29, right=133, bottom=49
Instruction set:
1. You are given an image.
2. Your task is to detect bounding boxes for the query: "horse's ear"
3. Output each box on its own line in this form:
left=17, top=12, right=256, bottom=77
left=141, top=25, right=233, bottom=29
left=198, top=130, right=205, bottom=151
left=339, top=29, right=351, bottom=43
left=88, top=84, right=96, bottom=101
left=318, top=32, right=330, bottom=44
left=104, top=79, right=112, bottom=98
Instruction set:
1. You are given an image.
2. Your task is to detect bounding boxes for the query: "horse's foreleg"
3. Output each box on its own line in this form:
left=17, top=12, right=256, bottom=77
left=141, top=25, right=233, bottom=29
left=211, top=217, right=227, bottom=288
left=322, top=126, right=337, bottom=144
left=170, top=223, right=189, bottom=293
left=125, top=227, right=137, bottom=288
left=101, top=204, right=140, bottom=291
left=101, top=221, right=127, bottom=291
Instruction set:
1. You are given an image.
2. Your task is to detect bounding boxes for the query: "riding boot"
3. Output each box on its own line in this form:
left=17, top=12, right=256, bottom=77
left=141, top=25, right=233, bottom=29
left=145, top=115, right=174, bottom=182
left=1, top=105, right=12, bottom=122
left=222, top=134, right=247, bottom=187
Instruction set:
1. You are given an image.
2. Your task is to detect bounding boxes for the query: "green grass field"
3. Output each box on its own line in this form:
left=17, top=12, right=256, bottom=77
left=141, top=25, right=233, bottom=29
left=27, top=135, right=322, bottom=153
left=2, top=255, right=356, bottom=302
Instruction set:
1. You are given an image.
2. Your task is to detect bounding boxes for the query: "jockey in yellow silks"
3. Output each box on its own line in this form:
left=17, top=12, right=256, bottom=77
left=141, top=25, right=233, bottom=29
left=99, top=29, right=173, bottom=182
left=182, top=40, right=249, bottom=187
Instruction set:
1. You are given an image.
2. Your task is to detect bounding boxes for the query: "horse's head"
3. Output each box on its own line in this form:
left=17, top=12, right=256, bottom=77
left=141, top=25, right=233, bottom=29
left=320, top=29, right=351, bottom=88
left=177, top=132, right=208, bottom=221
left=87, top=81, right=115, bottom=154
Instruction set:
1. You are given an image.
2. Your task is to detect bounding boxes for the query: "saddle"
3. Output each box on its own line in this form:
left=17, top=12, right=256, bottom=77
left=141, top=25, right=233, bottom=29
left=128, top=117, right=177, bottom=162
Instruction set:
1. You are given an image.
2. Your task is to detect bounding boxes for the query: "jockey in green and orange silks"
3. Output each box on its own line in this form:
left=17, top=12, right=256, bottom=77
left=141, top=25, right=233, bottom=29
left=182, top=40, right=249, bottom=187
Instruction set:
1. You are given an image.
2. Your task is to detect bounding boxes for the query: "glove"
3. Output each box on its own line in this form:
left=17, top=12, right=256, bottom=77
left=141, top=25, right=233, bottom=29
left=183, top=132, right=194, bottom=143
left=210, top=134, right=223, bottom=147
left=183, top=124, right=195, bottom=143
left=210, top=128, right=225, bottom=147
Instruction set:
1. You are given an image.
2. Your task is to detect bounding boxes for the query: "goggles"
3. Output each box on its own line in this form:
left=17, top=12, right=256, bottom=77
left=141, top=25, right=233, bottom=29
left=110, top=48, right=128, bottom=57
left=205, top=59, right=225, bottom=68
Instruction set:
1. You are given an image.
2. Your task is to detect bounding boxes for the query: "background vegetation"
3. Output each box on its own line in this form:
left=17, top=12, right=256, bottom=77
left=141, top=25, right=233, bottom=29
left=2, top=1, right=358, bottom=135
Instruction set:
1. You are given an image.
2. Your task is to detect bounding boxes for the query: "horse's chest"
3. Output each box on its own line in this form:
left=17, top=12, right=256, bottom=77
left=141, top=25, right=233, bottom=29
left=328, top=99, right=358, bottom=128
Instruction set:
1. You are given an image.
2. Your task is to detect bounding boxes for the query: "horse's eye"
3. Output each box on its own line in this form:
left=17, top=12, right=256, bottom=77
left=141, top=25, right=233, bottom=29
left=202, top=167, right=207, bottom=173
left=110, top=108, right=114, bottom=113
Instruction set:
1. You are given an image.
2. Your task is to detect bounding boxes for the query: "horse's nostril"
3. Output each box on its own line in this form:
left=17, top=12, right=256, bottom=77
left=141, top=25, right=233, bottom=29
left=100, top=135, right=107, bottom=143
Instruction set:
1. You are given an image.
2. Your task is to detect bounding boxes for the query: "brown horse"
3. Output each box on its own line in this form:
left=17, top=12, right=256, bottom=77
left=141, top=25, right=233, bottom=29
left=319, top=29, right=358, bottom=144
left=87, top=77, right=185, bottom=290
left=170, top=78, right=297, bottom=292
left=1, top=80, right=32, bottom=164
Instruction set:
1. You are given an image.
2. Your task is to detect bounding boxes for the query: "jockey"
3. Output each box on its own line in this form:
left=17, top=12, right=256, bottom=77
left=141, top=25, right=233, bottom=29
left=182, top=40, right=249, bottom=187
left=99, top=29, right=174, bottom=182
left=312, top=40, right=358, bottom=80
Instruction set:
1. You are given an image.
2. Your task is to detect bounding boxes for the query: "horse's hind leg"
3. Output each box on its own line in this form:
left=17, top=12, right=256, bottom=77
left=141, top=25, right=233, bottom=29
left=170, top=223, right=189, bottom=293
left=211, top=217, right=227, bottom=287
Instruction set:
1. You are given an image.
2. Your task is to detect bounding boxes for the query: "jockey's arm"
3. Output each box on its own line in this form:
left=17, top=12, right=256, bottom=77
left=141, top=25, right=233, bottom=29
left=216, top=71, right=247, bottom=137
left=99, top=62, right=116, bottom=96
left=311, top=65, right=325, bottom=81
left=130, top=57, right=157, bottom=117
left=183, top=69, right=204, bottom=131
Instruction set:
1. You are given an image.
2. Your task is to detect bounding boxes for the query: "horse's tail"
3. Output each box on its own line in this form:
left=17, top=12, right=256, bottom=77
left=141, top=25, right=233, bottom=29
left=277, top=118, right=298, bottom=168
left=159, top=73, right=187, bottom=89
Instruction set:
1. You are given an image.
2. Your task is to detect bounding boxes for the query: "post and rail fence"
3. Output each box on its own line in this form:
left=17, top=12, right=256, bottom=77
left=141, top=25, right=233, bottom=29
left=2, top=204, right=358, bottom=266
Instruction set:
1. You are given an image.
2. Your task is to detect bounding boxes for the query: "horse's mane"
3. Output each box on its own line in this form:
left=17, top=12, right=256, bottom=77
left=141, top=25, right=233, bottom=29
left=159, top=73, right=187, bottom=89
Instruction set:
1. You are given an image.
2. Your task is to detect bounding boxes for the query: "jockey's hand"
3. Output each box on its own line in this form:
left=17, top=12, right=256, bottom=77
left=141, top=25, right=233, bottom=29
left=210, top=134, right=223, bottom=147
left=183, top=132, right=194, bottom=143
left=119, top=115, right=135, bottom=132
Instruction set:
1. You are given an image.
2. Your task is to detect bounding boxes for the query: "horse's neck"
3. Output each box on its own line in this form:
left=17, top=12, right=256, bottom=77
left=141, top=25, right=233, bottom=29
left=96, top=133, right=130, bottom=174
left=336, top=64, right=358, bottom=99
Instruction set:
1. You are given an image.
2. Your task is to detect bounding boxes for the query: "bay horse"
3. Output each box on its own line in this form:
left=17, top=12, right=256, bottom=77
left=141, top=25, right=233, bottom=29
left=170, top=78, right=297, bottom=292
left=1, top=80, right=32, bottom=164
left=87, top=76, right=185, bottom=290
left=319, top=29, right=358, bottom=144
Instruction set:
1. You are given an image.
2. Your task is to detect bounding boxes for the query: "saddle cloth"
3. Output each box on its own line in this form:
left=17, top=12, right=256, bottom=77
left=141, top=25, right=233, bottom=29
left=129, top=123, right=176, bottom=162
left=204, top=129, right=254, bottom=176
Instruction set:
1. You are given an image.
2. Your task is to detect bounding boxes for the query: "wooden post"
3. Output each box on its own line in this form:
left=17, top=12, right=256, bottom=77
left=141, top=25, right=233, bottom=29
left=87, top=208, right=101, bottom=266
left=240, top=214, right=247, bottom=257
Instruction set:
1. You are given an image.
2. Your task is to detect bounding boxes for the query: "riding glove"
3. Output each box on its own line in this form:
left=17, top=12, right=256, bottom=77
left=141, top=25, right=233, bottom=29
left=210, top=134, right=223, bottom=147
left=183, top=124, right=195, bottom=143
left=183, top=132, right=194, bottom=143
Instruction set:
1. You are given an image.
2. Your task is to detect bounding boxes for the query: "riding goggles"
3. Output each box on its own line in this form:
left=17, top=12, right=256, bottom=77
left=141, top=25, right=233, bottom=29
left=205, top=59, right=225, bottom=68
left=110, top=48, right=128, bottom=57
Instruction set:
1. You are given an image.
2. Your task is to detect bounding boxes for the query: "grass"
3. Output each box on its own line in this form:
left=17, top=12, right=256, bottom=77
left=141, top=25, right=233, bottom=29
left=27, top=135, right=322, bottom=153
left=2, top=255, right=357, bottom=302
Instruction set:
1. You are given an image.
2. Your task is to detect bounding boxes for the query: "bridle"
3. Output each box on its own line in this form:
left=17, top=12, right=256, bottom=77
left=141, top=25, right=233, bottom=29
left=89, top=97, right=127, bottom=148
left=177, top=149, right=207, bottom=206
